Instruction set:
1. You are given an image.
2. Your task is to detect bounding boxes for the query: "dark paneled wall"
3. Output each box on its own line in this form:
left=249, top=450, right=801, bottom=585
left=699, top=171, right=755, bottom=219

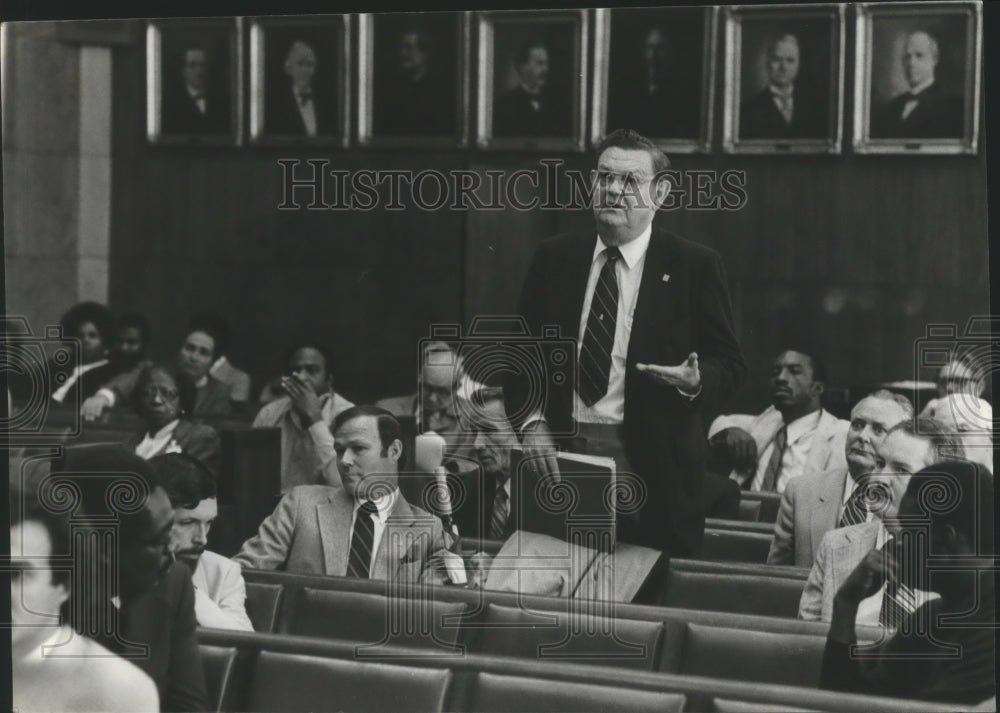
left=109, top=33, right=988, bottom=410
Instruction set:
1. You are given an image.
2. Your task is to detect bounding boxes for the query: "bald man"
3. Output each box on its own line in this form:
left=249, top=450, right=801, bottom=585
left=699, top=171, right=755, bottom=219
left=740, top=33, right=827, bottom=140
left=266, top=39, right=337, bottom=136
left=872, top=30, right=963, bottom=139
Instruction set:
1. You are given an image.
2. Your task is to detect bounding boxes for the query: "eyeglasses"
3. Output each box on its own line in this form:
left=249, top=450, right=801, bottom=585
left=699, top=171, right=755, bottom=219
left=141, top=386, right=179, bottom=401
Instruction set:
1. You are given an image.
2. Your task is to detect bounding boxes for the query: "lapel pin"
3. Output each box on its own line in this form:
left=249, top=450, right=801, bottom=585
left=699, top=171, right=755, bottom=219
left=662, top=274, right=671, bottom=283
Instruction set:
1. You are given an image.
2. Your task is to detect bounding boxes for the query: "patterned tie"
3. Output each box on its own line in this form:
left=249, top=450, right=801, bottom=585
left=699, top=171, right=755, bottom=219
left=839, top=480, right=869, bottom=528
left=879, top=580, right=914, bottom=631
left=346, top=500, right=378, bottom=578
left=759, top=426, right=787, bottom=492
left=489, top=481, right=509, bottom=540
left=578, top=247, right=621, bottom=407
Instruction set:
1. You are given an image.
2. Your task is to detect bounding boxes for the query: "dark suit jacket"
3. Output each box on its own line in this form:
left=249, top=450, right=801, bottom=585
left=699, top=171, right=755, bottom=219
left=493, top=85, right=564, bottom=138
left=740, top=87, right=827, bottom=140
left=611, top=80, right=700, bottom=139
left=47, top=358, right=120, bottom=404
left=377, top=73, right=455, bottom=136
left=512, top=227, right=745, bottom=556
left=266, top=86, right=338, bottom=137
left=162, top=86, right=229, bottom=135
left=113, top=562, right=208, bottom=712
left=195, top=376, right=233, bottom=418
left=871, top=81, right=963, bottom=139
left=125, top=418, right=222, bottom=475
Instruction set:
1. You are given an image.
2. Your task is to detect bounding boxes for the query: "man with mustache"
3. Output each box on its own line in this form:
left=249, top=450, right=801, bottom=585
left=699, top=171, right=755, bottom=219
left=493, top=37, right=563, bottom=137
left=150, top=452, right=253, bottom=631
left=709, top=348, right=848, bottom=493
left=799, top=417, right=963, bottom=624
left=234, top=406, right=445, bottom=580
left=768, top=389, right=912, bottom=567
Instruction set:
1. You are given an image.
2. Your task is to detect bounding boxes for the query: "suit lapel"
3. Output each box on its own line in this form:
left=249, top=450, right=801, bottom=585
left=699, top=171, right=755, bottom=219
left=371, top=495, right=416, bottom=581
left=626, top=228, right=679, bottom=364
left=811, top=468, right=847, bottom=546
left=318, top=490, right=354, bottom=576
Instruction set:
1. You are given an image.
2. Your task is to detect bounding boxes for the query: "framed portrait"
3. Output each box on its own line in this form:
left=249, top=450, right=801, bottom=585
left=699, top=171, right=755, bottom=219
left=722, top=4, right=845, bottom=154
left=476, top=10, right=589, bottom=151
left=853, top=2, right=982, bottom=155
left=248, top=15, right=351, bottom=146
left=146, top=19, right=242, bottom=146
left=591, top=7, right=717, bottom=153
left=358, top=12, right=471, bottom=148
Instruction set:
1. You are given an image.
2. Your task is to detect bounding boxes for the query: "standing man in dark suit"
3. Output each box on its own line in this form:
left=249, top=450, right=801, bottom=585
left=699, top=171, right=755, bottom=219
left=871, top=30, right=963, bottom=139
left=162, top=45, right=228, bottom=135
left=740, top=33, right=826, bottom=140
left=493, top=38, right=562, bottom=138
left=266, top=40, right=337, bottom=137
left=510, top=128, right=745, bottom=557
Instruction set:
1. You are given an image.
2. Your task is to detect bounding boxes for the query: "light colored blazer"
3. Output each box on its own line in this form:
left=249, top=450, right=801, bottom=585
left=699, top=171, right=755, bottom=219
left=767, top=465, right=848, bottom=567
left=709, top=406, right=849, bottom=488
left=798, top=521, right=881, bottom=621
left=192, top=550, right=254, bottom=631
left=232, top=485, right=444, bottom=582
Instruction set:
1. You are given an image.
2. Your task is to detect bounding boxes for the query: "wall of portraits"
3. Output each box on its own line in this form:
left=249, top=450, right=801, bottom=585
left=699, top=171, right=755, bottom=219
left=147, top=3, right=982, bottom=155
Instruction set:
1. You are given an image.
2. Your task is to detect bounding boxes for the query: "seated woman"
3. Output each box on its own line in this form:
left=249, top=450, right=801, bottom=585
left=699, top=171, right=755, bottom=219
left=821, top=460, right=995, bottom=704
left=126, top=364, right=221, bottom=475
left=46, top=302, right=119, bottom=405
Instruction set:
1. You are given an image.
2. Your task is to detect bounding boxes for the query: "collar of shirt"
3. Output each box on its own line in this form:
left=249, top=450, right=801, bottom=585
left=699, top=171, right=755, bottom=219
left=147, top=418, right=180, bottom=441
left=768, top=84, right=794, bottom=100
left=353, top=487, right=398, bottom=524
left=195, top=375, right=208, bottom=388
left=907, top=78, right=935, bottom=97
left=186, top=84, right=205, bottom=100
left=210, top=355, right=229, bottom=374
left=593, top=222, right=652, bottom=271
left=51, top=358, right=110, bottom=402
left=784, top=407, right=824, bottom=445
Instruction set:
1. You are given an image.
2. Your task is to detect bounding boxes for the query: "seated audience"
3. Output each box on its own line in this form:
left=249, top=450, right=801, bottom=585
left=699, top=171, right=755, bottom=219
left=921, top=358, right=993, bottom=473
left=84, top=318, right=234, bottom=419
left=252, top=343, right=353, bottom=491
left=150, top=453, right=253, bottom=631
left=49, top=302, right=119, bottom=404
left=821, top=459, right=995, bottom=704
left=709, top=348, right=848, bottom=493
left=195, top=313, right=252, bottom=404
left=234, top=406, right=445, bottom=580
left=769, top=390, right=912, bottom=567
left=54, top=445, right=208, bottom=711
left=79, top=312, right=152, bottom=421
left=127, top=363, right=221, bottom=474
left=11, top=497, right=159, bottom=712
left=799, top=417, right=963, bottom=623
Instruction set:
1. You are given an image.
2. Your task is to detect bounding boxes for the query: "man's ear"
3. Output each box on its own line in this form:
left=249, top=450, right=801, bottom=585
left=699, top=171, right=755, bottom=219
left=812, top=380, right=825, bottom=398
left=388, top=438, right=403, bottom=463
left=651, top=174, right=671, bottom=209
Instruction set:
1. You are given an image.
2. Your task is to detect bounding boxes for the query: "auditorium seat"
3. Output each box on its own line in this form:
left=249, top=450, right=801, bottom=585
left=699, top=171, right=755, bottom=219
left=198, top=644, right=238, bottom=713
left=676, top=623, right=826, bottom=687
left=700, top=529, right=773, bottom=563
left=475, top=603, right=670, bottom=670
left=738, top=499, right=763, bottom=522
left=741, top=492, right=781, bottom=523
left=712, top=698, right=820, bottom=712
left=467, top=672, right=686, bottom=713
left=244, top=582, right=283, bottom=633
left=284, top=587, right=467, bottom=650
left=661, top=569, right=804, bottom=618
left=245, top=651, right=452, bottom=713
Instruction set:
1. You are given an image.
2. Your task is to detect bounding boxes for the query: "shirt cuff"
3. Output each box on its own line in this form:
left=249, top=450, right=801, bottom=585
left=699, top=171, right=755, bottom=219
left=308, top=420, right=335, bottom=448
left=520, top=412, right=547, bottom=437
left=97, top=388, right=116, bottom=407
left=677, top=383, right=702, bottom=401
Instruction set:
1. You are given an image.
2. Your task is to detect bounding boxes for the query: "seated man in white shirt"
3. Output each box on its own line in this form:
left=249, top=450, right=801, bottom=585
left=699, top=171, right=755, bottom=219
left=252, top=343, right=354, bottom=492
left=799, top=417, right=964, bottom=625
left=709, top=348, right=849, bottom=493
left=149, top=453, right=253, bottom=631
left=921, top=358, right=993, bottom=473
left=768, top=389, right=913, bottom=567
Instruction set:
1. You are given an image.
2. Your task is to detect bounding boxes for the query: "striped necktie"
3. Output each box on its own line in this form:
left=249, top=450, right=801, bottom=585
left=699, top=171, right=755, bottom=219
left=759, top=426, right=787, bottom=492
left=840, top=480, right=869, bottom=528
left=578, top=246, right=621, bottom=407
left=347, top=500, right=378, bottom=578
left=489, top=481, right=509, bottom=540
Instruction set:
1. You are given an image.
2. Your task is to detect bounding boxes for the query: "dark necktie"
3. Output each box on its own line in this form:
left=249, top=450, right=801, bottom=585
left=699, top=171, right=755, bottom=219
left=759, top=426, right=787, bottom=492
left=347, top=500, right=378, bottom=578
left=840, top=479, right=869, bottom=528
left=489, top=480, right=509, bottom=540
left=578, top=247, right=621, bottom=407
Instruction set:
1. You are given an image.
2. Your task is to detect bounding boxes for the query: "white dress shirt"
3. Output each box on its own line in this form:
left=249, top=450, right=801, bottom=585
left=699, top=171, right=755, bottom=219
left=348, top=487, right=399, bottom=573
left=134, top=418, right=182, bottom=460
left=186, top=84, right=206, bottom=115
left=768, top=84, right=794, bottom=124
left=295, top=90, right=318, bottom=137
left=901, top=78, right=936, bottom=120
left=750, top=408, right=824, bottom=493
left=51, top=358, right=109, bottom=403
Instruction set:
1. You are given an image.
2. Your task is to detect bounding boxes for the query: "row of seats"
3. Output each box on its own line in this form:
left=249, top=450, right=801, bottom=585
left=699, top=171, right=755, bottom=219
left=197, top=629, right=955, bottom=713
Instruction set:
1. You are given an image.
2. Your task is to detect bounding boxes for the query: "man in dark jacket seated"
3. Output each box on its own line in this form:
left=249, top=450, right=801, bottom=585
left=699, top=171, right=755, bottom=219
left=821, top=459, right=995, bottom=705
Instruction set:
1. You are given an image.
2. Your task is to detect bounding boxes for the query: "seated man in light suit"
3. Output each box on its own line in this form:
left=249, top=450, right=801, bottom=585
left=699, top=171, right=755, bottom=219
left=799, top=417, right=963, bottom=624
left=233, top=405, right=445, bottom=581
left=709, top=348, right=848, bottom=492
left=768, top=389, right=912, bottom=567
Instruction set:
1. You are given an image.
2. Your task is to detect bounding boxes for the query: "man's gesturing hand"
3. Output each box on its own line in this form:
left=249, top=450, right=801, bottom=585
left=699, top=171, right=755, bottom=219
left=636, top=352, right=701, bottom=393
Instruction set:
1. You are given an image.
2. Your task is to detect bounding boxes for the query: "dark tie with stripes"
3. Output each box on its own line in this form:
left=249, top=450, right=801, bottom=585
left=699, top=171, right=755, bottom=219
left=489, top=480, right=509, bottom=540
left=840, top=479, right=869, bottom=528
left=579, top=246, right=622, bottom=407
left=347, top=500, right=378, bottom=578
left=759, top=426, right=787, bottom=492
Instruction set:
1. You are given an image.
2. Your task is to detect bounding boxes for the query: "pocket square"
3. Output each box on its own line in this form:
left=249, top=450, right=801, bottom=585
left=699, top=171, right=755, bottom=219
left=662, top=274, right=671, bottom=283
